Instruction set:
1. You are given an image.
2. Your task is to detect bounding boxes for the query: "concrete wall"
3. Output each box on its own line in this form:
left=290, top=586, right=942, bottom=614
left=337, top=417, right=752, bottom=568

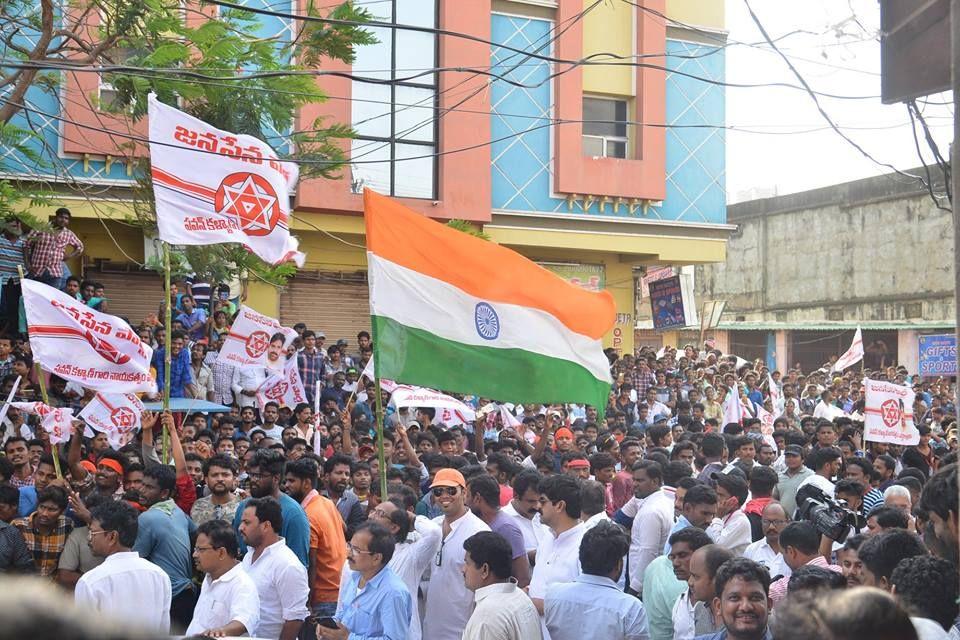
left=696, top=170, right=955, bottom=324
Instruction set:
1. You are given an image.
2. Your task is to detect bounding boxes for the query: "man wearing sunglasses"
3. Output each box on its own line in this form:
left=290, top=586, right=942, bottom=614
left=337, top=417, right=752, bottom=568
left=423, top=468, right=490, bottom=640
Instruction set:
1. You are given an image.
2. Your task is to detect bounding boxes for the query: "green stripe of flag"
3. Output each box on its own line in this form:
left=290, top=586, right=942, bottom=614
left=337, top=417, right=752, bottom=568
left=373, top=315, right=611, bottom=409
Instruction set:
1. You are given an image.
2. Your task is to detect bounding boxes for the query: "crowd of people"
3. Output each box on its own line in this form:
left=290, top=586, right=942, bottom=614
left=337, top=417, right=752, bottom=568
left=0, top=207, right=957, bottom=640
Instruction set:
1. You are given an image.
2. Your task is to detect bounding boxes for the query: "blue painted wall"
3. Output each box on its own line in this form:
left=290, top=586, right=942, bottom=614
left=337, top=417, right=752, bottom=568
left=490, top=13, right=726, bottom=224
left=0, top=1, right=292, bottom=184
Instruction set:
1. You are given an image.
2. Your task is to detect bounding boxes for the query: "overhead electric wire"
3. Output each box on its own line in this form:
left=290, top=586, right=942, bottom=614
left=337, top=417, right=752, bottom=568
left=201, top=0, right=882, bottom=100
left=742, top=0, right=944, bottom=209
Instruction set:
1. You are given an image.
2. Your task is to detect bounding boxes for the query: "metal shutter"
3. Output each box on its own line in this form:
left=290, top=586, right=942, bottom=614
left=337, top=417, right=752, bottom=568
left=83, top=262, right=163, bottom=327
left=279, top=271, right=370, bottom=344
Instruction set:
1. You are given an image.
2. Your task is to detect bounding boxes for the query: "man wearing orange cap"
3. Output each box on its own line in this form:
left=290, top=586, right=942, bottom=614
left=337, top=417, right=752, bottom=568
left=423, top=468, right=490, bottom=640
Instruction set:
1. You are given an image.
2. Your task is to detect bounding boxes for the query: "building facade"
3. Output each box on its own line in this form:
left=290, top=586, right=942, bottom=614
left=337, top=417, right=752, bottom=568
left=695, top=168, right=955, bottom=373
left=4, top=0, right=729, bottom=355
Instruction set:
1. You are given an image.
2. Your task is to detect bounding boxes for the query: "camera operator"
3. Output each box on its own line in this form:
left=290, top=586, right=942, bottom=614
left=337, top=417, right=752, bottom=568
left=796, top=447, right=842, bottom=499
left=768, top=522, right=841, bottom=607
left=816, top=479, right=868, bottom=559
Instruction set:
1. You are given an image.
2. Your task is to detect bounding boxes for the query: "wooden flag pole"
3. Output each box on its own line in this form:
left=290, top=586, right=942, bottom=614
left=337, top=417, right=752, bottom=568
left=17, top=265, right=62, bottom=478
left=369, top=316, right=388, bottom=500
left=162, top=243, right=172, bottom=464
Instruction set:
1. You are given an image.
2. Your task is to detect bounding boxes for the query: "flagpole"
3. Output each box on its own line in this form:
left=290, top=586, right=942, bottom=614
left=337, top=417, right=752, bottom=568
left=17, top=265, right=62, bottom=479
left=372, top=371, right=388, bottom=500
left=368, top=315, right=388, bottom=499
left=162, top=242, right=172, bottom=464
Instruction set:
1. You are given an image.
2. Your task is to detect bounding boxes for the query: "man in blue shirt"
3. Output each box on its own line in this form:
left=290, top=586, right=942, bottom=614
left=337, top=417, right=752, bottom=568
left=545, top=520, right=649, bottom=640
left=135, top=464, right=197, bottom=632
left=175, top=294, right=207, bottom=343
left=320, top=521, right=411, bottom=640
left=231, top=449, right=310, bottom=567
left=152, top=330, right=196, bottom=399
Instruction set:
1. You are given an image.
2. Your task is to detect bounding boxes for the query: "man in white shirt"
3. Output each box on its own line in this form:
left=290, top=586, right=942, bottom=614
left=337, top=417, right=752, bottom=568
left=423, top=468, right=490, bottom=640
left=528, top=473, right=586, bottom=639
left=187, top=520, right=260, bottom=637
left=617, top=460, right=674, bottom=595
left=232, top=364, right=268, bottom=410
left=239, top=497, right=310, bottom=640
left=743, top=502, right=791, bottom=579
left=709, top=470, right=753, bottom=555
left=75, top=501, right=171, bottom=635
left=462, top=531, right=543, bottom=640
left=501, top=469, right=549, bottom=561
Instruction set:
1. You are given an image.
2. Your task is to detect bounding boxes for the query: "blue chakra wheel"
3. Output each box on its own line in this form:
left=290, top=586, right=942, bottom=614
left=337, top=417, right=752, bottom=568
left=474, top=302, right=500, bottom=340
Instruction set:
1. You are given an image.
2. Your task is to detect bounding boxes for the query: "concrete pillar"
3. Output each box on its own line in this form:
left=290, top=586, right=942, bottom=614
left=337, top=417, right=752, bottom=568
left=712, top=330, right=730, bottom=354
left=775, top=330, right=791, bottom=372
left=898, top=330, right=919, bottom=374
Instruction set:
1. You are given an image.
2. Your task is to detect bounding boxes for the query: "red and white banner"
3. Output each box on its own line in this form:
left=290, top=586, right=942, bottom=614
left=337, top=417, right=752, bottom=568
left=768, top=372, right=784, bottom=415
left=833, top=327, right=864, bottom=372
left=389, top=385, right=476, bottom=423
left=722, top=387, right=743, bottom=426
left=78, top=393, right=145, bottom=449
left=863, top=377, right=919, bottom=445
left=22, top=280, right=155, bottom=394
left=148, top=94, right=305, bottom=267
left=216, top=305, right=297, bottom=368
left=13, top=402, right=74, bottom=445
left=256, top=359, right=307, bottom=409
left=42, top=407, right=74, bottom=446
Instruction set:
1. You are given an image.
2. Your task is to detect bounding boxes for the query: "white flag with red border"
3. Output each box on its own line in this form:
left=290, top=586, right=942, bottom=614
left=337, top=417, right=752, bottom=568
left=256, top=358, right=307, bottom=409
left=16, top=403, right=76, bottom=446
left=832, top=327, right=864, bottom=372
left=22, top=279, right=156, bottom=394
left=78, top=393, right=145, bottom=449
left=863, top=377, right=919, bottom=445
left=147, top=94, right=305, bottom=267
left=216, top=305, right=297, bottom=368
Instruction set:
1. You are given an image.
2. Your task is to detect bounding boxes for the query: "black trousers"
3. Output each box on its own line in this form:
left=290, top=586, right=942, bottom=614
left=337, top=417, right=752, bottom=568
left=170, top=585, right=198, bottom=634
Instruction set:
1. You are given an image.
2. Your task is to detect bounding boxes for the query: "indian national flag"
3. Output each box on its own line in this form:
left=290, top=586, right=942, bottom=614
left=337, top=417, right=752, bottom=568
left=364, top=190, right=615, bottom=408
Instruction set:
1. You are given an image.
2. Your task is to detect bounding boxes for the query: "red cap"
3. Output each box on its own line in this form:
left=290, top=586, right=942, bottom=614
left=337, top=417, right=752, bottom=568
left=566, top=459, right=590, bottom=469
left=555, top=428, right=574, bottom=440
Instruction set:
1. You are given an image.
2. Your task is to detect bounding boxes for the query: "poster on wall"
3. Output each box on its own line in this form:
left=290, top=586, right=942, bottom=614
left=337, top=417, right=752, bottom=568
left=640, top=266, right=674, bottom=298
left=918, top=334, right=957, bottom=377
left=538, top=263, right=605, bottom=292
left=649, top=275, right=696, bottom=331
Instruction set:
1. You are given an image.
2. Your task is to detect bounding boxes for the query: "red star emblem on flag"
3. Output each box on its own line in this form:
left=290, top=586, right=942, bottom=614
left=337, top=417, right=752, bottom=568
left=215, top=172, right=281, bottom=237
left=880, top=399, right=902, bottom=428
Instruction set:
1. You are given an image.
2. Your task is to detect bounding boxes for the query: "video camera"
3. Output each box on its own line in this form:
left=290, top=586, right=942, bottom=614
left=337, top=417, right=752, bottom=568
left=795, top=484, right=865, bottom=543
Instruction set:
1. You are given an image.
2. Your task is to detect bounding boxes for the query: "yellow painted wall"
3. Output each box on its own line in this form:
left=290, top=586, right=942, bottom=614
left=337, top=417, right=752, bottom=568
left=582, top=0, right=634, bottom=97
left=665, top=0, right=725, bottom=31
left=245, top=279, right=280, bottom=317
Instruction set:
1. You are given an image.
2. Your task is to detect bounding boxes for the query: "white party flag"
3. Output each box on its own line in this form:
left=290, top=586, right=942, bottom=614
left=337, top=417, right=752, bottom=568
left=22, top=279, right=155, bottom=393
left=217, top=305, right=297, bottom=368
left=832, top=327, right=864, bottom=372
left=148, top=94, right=304, bottom=266
left=78, top=393, right=145, bottom=449
left=256, top=358, right=308, bottom=409
left=863, top=377, right=919, bottom=445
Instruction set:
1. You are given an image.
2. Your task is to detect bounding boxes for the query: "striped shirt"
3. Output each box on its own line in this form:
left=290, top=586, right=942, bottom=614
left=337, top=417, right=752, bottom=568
left=0, top=236, right=25, bottom=285
left=769, top=556, right=841, bottom=605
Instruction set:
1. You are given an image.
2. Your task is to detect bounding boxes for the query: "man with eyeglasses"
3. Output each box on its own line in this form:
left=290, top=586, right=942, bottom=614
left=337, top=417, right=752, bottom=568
left=186, top=519, right=260, bottom=637
left=366, top=498, right=441, bottom=640
left=231, top=449, right=310, bottom=568
left=743, top=502, right=791, bottom=579
left=423, top=468, right=490, bottom=640
left=320, top=521, right=412, bottom=640
left=75, top=501, right=171, bottom=634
